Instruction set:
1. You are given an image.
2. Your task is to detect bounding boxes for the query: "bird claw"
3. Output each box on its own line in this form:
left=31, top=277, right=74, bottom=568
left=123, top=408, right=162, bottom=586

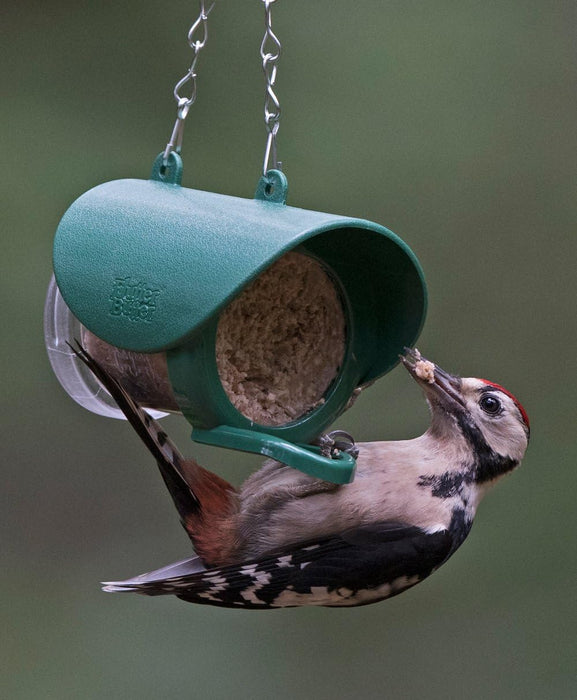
left=317, top=430, right=359, bottom=460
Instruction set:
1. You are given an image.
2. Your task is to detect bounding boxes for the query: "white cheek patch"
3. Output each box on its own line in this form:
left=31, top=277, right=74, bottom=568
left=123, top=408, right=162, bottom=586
left=476, top=410, right=528, bottom=463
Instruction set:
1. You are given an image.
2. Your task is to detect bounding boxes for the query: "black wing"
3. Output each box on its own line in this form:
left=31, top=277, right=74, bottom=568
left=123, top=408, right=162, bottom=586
left=103, top=521, right=455, bottom=609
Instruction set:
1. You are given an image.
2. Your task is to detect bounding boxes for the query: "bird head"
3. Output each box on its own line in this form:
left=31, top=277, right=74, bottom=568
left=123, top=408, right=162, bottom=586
left=401, top=349, right=530, bottom=482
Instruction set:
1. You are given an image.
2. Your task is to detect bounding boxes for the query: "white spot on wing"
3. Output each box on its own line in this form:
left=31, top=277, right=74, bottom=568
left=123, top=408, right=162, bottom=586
left=276, top=555, right=293, bottom=568
left=268, top=575, right=422, bottom=608
left=240, top=570, right=272, bottom=604
left=198, top=591, right=224, bottom=602
left=240, top=564, right=257, bottom=575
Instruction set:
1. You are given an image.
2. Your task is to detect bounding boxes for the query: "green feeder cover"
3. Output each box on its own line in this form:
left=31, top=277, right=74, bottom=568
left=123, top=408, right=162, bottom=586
left=53, top=155, right=426, bottom=389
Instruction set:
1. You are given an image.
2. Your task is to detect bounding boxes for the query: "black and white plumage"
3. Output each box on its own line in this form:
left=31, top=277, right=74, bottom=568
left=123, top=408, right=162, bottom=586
left=72, top=345, right=530, bottom=609
left=102, top=522, right=456, bottom=608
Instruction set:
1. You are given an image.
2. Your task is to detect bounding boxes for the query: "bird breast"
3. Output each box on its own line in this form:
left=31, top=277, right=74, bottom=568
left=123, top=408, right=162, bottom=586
left=235, top=435, right=476, bottom=561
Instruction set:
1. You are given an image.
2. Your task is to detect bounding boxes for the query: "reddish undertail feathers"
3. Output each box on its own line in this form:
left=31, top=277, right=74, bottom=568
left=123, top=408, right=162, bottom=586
left=71, top=344, right=529, bottom=609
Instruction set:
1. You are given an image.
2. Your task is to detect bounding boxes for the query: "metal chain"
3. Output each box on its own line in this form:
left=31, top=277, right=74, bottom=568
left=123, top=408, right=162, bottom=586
left=163, top=1, right=215, bottom=165
left=261, top=0, right=282, bottom=174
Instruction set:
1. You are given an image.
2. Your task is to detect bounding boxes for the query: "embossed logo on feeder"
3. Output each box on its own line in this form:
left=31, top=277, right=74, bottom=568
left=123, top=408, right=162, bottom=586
left=109, top=277, right=162, bottom=322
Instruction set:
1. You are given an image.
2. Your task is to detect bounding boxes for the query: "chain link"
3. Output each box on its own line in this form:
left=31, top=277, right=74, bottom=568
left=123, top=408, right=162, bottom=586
left=163, top=1, right=215, bottom=165
left=261, top=0, right=282, bottom=174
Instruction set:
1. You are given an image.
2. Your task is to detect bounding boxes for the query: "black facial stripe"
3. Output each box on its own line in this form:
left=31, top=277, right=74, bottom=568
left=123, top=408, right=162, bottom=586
left=418, top=471, right=474, bottom=499
left=455, top=411, right=518, bottom=483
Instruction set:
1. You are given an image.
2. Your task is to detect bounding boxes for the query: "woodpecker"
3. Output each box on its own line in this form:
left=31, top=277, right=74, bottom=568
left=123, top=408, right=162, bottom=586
left=71, top=344, right=529, bottom=609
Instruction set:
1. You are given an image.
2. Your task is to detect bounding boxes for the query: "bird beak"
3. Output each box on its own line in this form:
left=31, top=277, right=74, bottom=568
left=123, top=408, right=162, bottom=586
left=401, top=348, right=465, bottom=409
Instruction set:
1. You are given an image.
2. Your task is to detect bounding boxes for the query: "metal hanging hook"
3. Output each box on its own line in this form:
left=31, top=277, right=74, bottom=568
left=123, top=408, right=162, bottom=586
left=162, top=1, right=216, bottom=166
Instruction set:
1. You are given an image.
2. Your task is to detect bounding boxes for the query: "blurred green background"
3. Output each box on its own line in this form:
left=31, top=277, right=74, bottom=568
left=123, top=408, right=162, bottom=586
left=3, top=1, right=576, bottom=698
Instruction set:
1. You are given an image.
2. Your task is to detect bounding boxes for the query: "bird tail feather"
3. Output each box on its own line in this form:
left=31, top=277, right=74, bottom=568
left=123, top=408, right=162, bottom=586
left=70, top=341, right=239, bottom=565
left=69, top=341, right=201, bottom=517
left=102, top=556, right=207, bottom=593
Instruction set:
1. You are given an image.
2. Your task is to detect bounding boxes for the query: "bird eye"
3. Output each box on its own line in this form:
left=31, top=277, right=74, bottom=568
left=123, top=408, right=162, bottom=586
left=479, top=395, right=502, bottom=415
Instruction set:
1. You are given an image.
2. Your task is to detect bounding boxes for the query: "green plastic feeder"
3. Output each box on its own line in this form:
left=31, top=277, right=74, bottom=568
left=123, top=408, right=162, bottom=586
left=49, top=153, right=426, bottom=483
